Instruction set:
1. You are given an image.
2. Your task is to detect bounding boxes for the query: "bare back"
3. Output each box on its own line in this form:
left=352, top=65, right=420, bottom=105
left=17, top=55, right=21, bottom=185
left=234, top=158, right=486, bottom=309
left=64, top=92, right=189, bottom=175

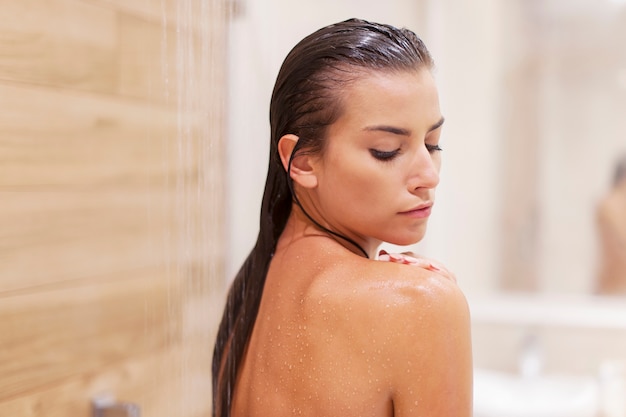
left=230, top=237, right=472, bottom=417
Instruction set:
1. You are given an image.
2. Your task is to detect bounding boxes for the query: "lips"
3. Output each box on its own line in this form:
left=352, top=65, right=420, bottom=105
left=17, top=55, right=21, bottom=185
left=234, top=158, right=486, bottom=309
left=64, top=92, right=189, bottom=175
left=399, top=202, right=433, bottom=218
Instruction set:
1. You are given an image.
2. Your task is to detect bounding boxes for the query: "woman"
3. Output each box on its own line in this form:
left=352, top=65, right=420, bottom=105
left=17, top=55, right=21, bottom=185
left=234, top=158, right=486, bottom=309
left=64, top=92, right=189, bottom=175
left=596, top=154, right=626, bottom=295
left=213, top=18, right=472, bottom=417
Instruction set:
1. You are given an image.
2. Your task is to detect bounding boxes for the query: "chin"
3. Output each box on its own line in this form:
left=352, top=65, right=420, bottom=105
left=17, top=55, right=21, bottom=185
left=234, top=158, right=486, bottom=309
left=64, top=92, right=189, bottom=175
left=386, top=230, right=427, bottom=246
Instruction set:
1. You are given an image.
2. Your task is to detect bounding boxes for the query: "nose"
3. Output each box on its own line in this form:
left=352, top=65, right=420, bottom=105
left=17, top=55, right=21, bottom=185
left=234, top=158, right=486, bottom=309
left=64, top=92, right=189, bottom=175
left=406, top=147, right=440, bottom=192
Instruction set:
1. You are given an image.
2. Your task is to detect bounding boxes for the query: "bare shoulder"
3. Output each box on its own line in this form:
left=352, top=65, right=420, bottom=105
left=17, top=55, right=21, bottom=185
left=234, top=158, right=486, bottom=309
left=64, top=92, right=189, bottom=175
left=359, top=259, right=471, bottom=351
left=327, top=258, right=469, bottom=326
left=365, top=260, right=473, bottom=416
left=304, top=258, right=473, bottom=416
left=304, top=257, right=470, bottom=354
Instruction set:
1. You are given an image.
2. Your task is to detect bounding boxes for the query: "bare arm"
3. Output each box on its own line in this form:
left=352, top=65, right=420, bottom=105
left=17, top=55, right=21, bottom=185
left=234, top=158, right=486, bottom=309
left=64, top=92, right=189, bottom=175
left=383, top=273, right=473, bottom=417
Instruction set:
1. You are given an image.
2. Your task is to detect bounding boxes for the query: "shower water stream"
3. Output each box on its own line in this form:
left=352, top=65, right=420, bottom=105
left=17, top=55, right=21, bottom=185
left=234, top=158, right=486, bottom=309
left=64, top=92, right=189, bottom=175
left=158, top=0, right=229, bottom=413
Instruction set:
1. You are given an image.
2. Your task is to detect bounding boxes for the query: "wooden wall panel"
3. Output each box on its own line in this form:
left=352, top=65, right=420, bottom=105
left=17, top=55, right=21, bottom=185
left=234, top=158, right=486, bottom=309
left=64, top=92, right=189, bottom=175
left=0, top=82, right=196, bottom=188
left=0, top=268, right=175, bottom=400
left=114, top=11, right=210, bottom=106
left=88, top=0, right=180, bottom=28
left=87, top=0, right=230, bottom=34
left=0, top=0, right=228, bottom=415
left=115, top=13, right=176, bottom=103
left=0, top=0, right=117, bottom=93
left=0, top=190, right=211, bottom=292
left=0, top=339, right=214, bottom=417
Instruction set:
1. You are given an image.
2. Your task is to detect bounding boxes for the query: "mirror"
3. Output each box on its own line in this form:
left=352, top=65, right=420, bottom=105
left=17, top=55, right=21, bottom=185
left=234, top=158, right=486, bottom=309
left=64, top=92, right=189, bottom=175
left=496, top=0, right=626, bottom=294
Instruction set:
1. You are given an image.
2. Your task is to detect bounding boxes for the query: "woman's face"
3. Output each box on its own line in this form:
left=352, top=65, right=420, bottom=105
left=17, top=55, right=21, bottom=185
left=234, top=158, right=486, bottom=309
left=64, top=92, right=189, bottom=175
left=307, top=68, right=443, bottom=255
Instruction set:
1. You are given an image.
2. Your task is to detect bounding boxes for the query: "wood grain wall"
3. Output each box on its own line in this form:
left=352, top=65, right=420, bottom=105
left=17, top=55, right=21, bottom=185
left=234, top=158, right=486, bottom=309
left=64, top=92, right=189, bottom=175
left=0, top=1, right=228, bottom=415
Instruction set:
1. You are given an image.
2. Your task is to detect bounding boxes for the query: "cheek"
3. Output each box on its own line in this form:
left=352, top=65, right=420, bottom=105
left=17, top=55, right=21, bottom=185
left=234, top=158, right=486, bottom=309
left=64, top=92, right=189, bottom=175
left=323, top=170, right=371, bottom=199
left=322, top=165, right=395, bottom=212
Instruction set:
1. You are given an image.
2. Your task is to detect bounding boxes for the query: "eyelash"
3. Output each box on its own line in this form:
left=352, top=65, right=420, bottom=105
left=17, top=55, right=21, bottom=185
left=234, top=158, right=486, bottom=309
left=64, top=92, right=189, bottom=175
left=369, top=148, right=400, bottom=161
left=426, top=144, right=443, bottom=153
left=369, top=144, right=443, bottom=161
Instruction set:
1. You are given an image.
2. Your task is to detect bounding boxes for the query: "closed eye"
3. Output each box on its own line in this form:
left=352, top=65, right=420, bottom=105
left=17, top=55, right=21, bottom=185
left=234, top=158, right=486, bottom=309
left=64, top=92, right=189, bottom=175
left=426, top=144, right=443, bottom=153
left=369, top=148, right=400, bottom=161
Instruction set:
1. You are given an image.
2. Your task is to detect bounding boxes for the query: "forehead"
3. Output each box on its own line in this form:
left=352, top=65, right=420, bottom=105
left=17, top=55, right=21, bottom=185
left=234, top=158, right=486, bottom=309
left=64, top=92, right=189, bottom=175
left=331, top=69, right=441, bottom=134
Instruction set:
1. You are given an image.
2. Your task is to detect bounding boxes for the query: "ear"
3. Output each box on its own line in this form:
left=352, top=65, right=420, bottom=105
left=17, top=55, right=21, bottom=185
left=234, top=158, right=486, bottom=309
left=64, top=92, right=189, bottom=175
left=278, top=134, right=318, bottom=189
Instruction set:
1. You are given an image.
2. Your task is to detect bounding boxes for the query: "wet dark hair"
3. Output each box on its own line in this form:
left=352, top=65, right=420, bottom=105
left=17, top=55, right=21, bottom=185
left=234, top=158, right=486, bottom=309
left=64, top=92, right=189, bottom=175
left=212, top=18, right=434, bottom=416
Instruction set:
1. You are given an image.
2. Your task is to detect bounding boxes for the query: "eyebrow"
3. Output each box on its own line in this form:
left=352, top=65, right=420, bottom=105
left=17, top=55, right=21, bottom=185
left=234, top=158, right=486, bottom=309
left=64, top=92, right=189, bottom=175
left=428, top=116, right=445, bottom=132
left=364, top=116, right=445, bottom=136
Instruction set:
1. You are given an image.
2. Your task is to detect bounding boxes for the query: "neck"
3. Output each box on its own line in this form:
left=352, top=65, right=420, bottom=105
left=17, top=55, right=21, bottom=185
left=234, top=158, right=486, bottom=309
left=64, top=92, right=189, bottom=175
left=280, top=205, right=375, bottom=258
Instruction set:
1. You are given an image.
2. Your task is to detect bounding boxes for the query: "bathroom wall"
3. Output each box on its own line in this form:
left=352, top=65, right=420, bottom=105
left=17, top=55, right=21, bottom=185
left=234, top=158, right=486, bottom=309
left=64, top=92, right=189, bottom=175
left=0, top=1, right=227, bottom=415
left=418, top=0, right=503, bottom=293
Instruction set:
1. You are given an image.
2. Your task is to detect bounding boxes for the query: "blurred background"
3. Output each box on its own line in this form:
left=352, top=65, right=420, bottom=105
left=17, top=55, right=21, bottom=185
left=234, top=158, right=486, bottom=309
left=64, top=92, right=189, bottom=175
left=1, top=0, right=625, bottom=416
